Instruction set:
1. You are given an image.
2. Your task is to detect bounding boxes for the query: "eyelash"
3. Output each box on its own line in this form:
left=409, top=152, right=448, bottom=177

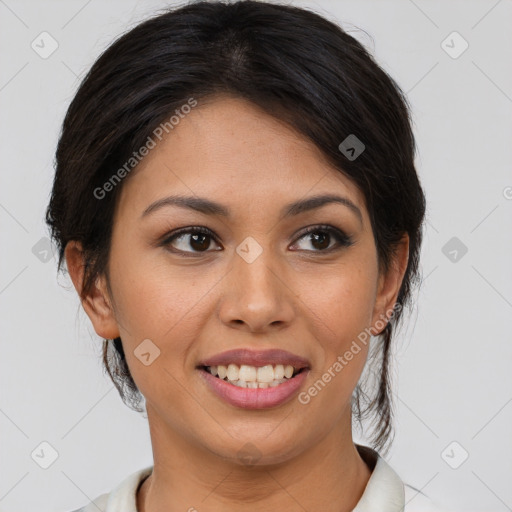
left=160, top=224, right=354, bottom=257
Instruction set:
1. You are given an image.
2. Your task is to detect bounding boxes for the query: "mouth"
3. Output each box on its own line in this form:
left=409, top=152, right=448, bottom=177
left=198, top=363, right=307, bottom=389
left=195, top=348, right=311, bottom=409
left=196, top=362, right=310, bottom=409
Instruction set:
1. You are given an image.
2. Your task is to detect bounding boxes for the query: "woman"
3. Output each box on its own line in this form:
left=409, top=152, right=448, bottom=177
left=46, top=1, right=444, bottom=510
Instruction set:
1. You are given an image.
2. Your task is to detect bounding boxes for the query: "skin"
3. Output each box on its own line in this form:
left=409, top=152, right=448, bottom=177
left=65, top=95, right=409, bottom=512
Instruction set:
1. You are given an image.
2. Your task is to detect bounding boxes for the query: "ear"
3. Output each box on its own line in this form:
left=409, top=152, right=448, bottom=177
left=370, top=234, right=409, bottom=335
left=64, top=241, right=120, bottom=340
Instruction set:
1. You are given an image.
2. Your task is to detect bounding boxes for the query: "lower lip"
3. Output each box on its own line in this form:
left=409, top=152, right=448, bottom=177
left=197, top=367, right=310, bottom=409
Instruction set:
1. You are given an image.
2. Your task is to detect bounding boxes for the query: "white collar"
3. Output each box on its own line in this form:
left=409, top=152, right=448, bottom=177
left=79, top=443, right=405, bottom=511
left=352, top=443, right=405, bottom=511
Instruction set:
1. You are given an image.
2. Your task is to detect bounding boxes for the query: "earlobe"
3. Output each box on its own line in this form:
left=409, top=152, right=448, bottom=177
left=370, top=234, right=409, bottom=334
left=64, top=241, right=120, bottom=340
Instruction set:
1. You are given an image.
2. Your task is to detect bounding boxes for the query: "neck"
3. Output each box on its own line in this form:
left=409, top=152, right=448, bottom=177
left=137, top=406, right=372, bottom=512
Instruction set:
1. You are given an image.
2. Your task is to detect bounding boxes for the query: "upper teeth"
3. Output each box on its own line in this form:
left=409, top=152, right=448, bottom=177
left=208, top=363, right=297, bottom=382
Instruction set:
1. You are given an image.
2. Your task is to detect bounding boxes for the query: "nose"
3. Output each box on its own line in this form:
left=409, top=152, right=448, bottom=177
left=218, top=247, right=295, bottom=333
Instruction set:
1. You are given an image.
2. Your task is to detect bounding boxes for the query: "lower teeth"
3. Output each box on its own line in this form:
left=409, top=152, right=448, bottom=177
left=218, top=376, right=289, bottom=388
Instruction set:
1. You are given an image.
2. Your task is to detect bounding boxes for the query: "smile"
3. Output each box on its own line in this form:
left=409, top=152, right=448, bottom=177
left=197, top=364, right=310, bottom=409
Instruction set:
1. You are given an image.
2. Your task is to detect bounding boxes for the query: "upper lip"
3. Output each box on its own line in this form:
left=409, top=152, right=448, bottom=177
left=197, top=348, right=310, bottom=369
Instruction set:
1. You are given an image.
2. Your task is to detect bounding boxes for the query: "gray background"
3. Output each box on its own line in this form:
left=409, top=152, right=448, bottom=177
left=0, top=0, right=511, bottom=511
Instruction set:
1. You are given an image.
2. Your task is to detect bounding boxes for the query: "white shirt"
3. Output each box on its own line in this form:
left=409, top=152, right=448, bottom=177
left=70, top=444, right=450, bottom=511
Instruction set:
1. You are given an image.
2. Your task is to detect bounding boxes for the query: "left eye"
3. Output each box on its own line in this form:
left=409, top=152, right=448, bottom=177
left=291, top=225, right=353, bottom=252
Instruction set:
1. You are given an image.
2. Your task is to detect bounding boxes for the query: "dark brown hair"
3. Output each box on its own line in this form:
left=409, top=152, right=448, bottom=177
left=46, top=0, right=426, bottom=455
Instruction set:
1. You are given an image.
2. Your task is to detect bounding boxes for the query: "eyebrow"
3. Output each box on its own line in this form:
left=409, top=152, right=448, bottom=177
left=140, top=193, right=363, bottom=226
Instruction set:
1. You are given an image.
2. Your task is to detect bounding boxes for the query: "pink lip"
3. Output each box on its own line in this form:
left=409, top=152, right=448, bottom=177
left=197, top=348, right=310, bottom=369
left=197, top=367, right=310, bottom=409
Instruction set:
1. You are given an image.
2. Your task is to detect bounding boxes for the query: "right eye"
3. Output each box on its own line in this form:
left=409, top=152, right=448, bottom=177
left=161, top=226, right=223, bottom=255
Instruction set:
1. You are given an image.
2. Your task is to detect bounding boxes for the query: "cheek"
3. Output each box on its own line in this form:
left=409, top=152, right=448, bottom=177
left=293, top=252, right=378, bottom=407
left=109, top=258, right=211, bottom=400
left=107, top=247, right=225, bottom=395
left=295, top=266, right=375, bottom=426
left=109, top=243, right=213, bottom=336
left=302, top=260, right=378, bottom=344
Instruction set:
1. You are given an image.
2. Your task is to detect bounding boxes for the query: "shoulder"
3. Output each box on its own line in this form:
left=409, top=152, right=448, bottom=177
left=404, top=483, right=455, bottom=512
left=67, top=492, right=109, bottom=512
left=66, top=466, right=153, bottom=512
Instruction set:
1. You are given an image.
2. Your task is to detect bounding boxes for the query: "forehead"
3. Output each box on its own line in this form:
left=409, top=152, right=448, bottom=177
left=117, top=95, right=367, bottom=221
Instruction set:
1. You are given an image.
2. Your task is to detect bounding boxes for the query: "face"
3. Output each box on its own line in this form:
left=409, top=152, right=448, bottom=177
left=67, top=95, right=408, bottom=466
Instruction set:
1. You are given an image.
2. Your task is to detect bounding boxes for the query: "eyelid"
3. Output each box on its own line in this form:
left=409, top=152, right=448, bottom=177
left=164, top=225, right=218, bottom=241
